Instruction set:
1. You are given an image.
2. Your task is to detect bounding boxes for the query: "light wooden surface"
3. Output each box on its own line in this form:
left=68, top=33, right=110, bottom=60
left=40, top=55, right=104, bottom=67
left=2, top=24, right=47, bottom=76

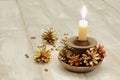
left=0, top=0, right=120, bottom=80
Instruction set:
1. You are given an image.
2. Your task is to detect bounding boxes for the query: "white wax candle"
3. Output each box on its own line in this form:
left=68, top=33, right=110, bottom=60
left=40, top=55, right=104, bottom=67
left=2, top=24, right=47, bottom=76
left=78, top=19, right=88, bottom=40
left=78, top=6, right=88, bottom=40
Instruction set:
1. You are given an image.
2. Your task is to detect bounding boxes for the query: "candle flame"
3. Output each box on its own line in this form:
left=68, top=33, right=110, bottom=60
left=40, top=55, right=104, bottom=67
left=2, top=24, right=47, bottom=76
left=81, top=6, right=87, bottom=19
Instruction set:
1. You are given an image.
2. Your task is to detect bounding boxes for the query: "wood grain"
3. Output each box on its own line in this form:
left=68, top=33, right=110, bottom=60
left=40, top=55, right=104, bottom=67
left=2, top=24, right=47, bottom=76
left=0, top=0, right=120, bottom=80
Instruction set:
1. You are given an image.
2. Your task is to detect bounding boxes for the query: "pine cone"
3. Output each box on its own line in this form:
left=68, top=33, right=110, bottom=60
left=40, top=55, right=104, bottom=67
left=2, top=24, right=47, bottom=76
left=94, top=44, right=106, bottom=60
left=68, top=54, right=82, bottom=66
left=82, top=54, right=91, bottom=66
left=58, top=48, right=72, bottom=63
left=42, top=28, right=58, bottom=45
left=34, top=45, right=51, bottom=63
left=82, top=50, right=100, bottom=66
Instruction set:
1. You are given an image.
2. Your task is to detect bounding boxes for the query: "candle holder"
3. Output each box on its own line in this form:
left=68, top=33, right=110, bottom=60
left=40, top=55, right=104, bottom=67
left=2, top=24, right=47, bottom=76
left=66, top=36, right=97, bottom=49
left=58, top=36, right=106, bottom=73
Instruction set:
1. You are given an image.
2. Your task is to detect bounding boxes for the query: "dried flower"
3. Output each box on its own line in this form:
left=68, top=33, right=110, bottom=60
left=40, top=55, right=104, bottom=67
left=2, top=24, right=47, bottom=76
left=60, top=38, right=67, bottom=46
left=58, top=48, right=72, bottom=63
left=42, top=28, right=58, bottom=45
left=82, top=50, right=100, bottom=66
left=68, top=54, right=82, bottom=66
left=34, top=45, right=51, bottom=63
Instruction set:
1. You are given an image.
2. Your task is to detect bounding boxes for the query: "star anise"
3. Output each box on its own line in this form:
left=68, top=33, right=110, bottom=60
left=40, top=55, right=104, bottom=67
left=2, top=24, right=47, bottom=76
left=68, top=54, right=83, bottom=66
left=34, top=45, right=51, bottom=63
left=42, top=28, right=58, bottom=45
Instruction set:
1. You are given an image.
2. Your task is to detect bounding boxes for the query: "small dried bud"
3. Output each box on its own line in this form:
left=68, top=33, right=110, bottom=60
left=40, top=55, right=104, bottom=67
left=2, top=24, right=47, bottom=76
left=31, top=36, right=36, bottom=39
left=44, top=68, right=48, bottom=72
left=25, top=54, right=29, bottom=58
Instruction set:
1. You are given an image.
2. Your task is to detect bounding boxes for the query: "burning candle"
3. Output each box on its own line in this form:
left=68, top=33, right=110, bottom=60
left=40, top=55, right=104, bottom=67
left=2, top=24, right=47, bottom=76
left=78, top=6, right=88, bottom=41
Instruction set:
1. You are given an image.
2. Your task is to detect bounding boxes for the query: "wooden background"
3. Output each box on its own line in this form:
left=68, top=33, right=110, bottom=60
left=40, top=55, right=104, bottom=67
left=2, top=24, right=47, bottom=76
left=0, top=0, right=120, bottom=80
